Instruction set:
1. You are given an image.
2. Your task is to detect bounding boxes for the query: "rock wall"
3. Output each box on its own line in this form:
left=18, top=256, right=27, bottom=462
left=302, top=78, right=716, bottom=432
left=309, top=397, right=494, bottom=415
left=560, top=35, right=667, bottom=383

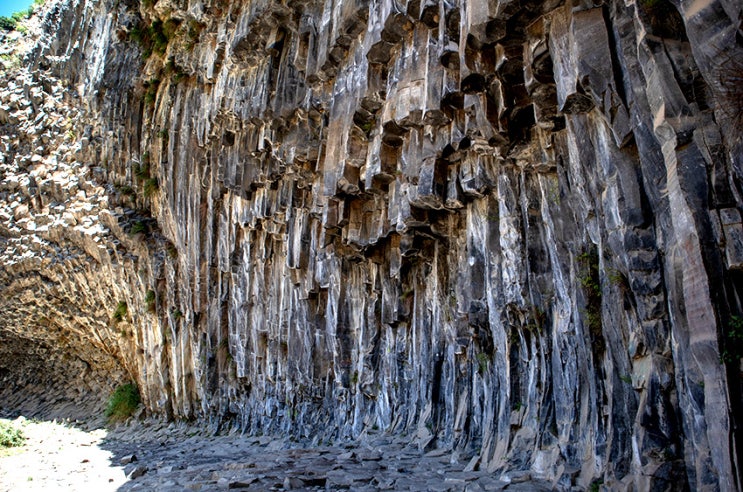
left=1, top=0, right=742, bottom=489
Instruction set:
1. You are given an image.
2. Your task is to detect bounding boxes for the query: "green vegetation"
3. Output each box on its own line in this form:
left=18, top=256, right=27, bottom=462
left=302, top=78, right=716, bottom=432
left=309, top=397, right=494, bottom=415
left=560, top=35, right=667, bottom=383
left=186, top=19, right=205, bottom=49
left=0, top=420, right=24, bottom=448
left=143, top=177, right=159, bottom=197
left=115, top=184, right=135, bottom=195
left=0, top=53, right=21, bottom=70
left=721, top=315, right=743, bottom=363
left=588, top=479, right=603, bottom=492
left=129, top=18, right=180, bottom=57
left=619, top=374, right=632, bottom=384
left=145, top=289, right=156, bottom=313
left=130, top=221, right=147, bottom=234
left=165, top=241, right=178, bottom=259
left=143, top=78, right=160, bottom=106
left=165, top=59, right=187, bottom=83
left=157, top=128, right=169, bottom=140
left=578, top=248, right=604, bottom=355
left=105, top=383, right=141, bottom=422
left=150, top=20, right=170, bottom=55
left=359, top=120, right=374, bottom=137
left=476, top=352, right=489, bottom=374
left=112, top=301, right=128, bottom=323
left=608, top=268, right=629, bottom=293
left=0, top=6, right=35, bottom=33
left=135, top=159, right=150, bottom=179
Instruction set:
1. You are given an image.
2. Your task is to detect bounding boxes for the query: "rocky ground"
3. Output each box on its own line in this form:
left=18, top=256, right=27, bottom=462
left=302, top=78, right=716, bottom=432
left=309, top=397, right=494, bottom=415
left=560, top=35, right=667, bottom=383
left=0, top=417, right=555, bottom=491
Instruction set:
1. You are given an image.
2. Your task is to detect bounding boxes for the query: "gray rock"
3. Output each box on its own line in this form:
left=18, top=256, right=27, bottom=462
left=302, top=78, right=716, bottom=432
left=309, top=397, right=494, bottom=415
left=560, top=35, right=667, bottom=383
left=120, top=454, right=137, bottom=465
left=127, top=465, right=148, bottom=480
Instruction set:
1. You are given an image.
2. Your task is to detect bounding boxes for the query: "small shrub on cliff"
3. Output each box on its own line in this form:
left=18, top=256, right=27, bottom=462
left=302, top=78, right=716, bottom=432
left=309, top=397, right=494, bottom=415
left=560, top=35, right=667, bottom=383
left=143, top=78, right=160, bottom=106
left=150, top=20, right=169, bottom=55
left=115, top=184, right=135, bottom=196
left=165, top=241, right=178, bottom=259
left=130, top=221, right=147, bottom=235
left=143, top=177, right=159, bottom=197
left=112, top=301, right=128, bottom=323
left=578, top=248, right=604, bottom=355
left=134, top=162, right=150, bottom=180
left=187, top=19, right=205, bottom=45
left=105, top=383, right=141, bottom=422
left=0, top=17, right=17, bottom=32
left=720, top=315, right=743, bottom=363
left=145, top=289, right=156, bottom=313
left=165, top=59, right=187, bottom=83
left=0, top=420, right=24, bottom=448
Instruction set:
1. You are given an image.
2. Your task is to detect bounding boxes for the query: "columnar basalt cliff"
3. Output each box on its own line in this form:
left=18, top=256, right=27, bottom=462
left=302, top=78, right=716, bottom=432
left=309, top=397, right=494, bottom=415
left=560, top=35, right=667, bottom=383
left=1, top=0, right=742, bottom=489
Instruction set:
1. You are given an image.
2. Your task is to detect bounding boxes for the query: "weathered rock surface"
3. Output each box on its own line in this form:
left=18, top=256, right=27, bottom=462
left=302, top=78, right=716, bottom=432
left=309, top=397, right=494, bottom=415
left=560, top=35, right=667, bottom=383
left=1, top=0, right=742, bottom=490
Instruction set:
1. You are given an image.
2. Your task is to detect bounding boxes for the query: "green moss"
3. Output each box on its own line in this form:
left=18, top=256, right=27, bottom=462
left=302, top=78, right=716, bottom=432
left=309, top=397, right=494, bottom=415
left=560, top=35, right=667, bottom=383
left=105, top=383, right=141, bottom=422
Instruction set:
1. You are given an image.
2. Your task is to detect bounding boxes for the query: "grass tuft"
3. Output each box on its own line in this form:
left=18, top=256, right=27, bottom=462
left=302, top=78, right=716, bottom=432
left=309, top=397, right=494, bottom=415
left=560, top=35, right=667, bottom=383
left=143, top=177, right=159, bottom=197
left=105, top=383, right=141, bottom=422
left=145, top=289, right=156, bottom=313
left=0, top=420, right=24, bottom=448
left=112, top=301, right=128, bottom=323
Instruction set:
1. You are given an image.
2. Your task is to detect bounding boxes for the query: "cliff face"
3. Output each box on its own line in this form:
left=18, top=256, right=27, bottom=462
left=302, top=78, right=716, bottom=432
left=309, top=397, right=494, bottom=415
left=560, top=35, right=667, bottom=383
left=1, top=0, right=742, bottom=488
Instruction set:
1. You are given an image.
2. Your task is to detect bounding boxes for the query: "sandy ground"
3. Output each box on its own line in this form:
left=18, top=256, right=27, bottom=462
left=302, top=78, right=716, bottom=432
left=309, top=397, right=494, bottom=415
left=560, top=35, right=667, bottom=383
left=0, top=417, right=127, bottom=492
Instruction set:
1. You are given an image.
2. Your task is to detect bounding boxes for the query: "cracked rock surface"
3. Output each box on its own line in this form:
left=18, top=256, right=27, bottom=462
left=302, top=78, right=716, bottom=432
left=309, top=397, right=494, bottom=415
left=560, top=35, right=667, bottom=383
left=1, top=0, right=742, bottom=490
